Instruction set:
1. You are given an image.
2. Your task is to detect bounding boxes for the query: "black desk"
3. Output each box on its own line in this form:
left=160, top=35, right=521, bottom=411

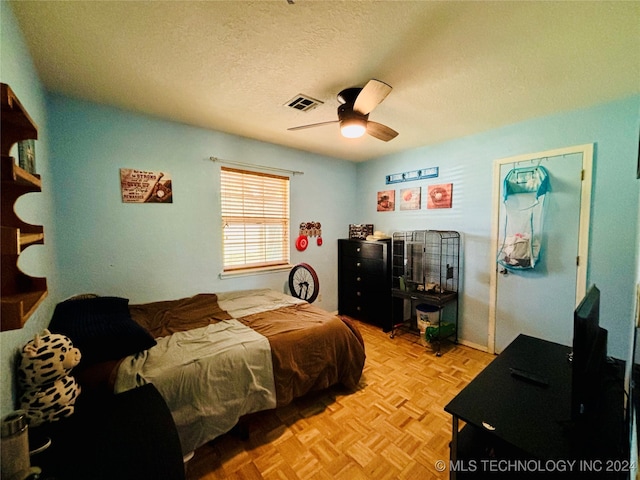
left=444, top=334, right=626, bottom=479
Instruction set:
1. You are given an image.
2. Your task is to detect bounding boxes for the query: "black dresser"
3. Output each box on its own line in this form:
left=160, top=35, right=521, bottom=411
left=338, top=239, right=392, bottom=331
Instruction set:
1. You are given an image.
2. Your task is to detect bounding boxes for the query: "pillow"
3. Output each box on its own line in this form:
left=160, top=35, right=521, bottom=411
left=48, top=296, right=156, bottom=366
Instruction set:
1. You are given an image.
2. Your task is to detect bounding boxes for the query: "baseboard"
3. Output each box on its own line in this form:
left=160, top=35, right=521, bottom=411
left=338, top=313, right=491, bottom=354
left=457, top=338, right=490, bottom=353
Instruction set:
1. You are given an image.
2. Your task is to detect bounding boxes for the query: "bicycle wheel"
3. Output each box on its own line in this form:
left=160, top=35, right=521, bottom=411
left=288, top=263, right=319, bottom=303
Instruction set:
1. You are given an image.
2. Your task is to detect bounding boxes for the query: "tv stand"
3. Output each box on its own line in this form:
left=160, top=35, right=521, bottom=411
left=445, top=335, right=627, bottom=479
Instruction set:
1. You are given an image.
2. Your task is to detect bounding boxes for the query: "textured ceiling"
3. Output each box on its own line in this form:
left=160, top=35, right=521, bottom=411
left=8, top=1, right=640, bottom=162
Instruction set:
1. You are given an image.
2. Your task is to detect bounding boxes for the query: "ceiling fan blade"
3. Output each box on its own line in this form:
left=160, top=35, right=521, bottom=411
left=353, top=79, right=392, bottom=115
left=366, top=121, right=398, bottom=142
left=287, top=120, right=339, bottom=131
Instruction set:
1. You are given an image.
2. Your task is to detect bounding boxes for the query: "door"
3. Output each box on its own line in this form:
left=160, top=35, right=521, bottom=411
left=489, top=145, right=593, bottom=354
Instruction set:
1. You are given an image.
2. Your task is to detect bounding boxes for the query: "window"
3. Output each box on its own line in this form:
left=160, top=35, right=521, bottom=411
left=220, top=167, right=290, bottom=272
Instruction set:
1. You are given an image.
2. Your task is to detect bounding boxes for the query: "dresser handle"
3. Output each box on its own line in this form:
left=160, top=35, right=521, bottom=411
left=356, top=247, right=361, bottom=252
left=356, top=277, right=361, bottom=282
left=356, top=262, right=361, bottom=267
left=357, top=291, right=361, bottom=296
left=356, top=306, right=361, bottom=311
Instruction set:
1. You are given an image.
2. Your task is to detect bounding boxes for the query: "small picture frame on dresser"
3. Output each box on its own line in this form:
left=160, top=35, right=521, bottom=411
left=18, top=139, right=36, bottom=174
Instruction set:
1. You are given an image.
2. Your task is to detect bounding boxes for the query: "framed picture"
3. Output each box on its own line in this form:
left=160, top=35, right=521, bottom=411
left=377, top=190, right=395, bottom=212
left=386, top=167, right=438, bottom=184
left=400, top=187, right=421, bottom=210
left=120, top=168, right=173, bottom=203
left=18, top=139, right=36, bottom=174
left=427, top=183, right=453, bottom=209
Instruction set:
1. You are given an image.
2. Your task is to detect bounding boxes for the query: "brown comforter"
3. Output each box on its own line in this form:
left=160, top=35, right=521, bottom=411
left=129, top=293, right=366, bottom=407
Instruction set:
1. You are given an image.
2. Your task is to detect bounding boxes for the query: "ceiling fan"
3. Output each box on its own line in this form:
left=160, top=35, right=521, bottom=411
left=288, top=79, right=399, bottom=142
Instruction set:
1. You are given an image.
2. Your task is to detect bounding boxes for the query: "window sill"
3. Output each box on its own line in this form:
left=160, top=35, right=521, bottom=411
left=219, top=264, right=293, bottom=279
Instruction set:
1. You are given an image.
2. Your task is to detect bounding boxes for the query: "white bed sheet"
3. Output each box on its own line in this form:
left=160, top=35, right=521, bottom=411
left=216, top=288, right=306, bottom=318
left=114, top=319, right=276, bottom=455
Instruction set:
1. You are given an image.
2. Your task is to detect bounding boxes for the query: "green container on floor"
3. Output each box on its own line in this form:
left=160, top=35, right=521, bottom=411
left=425, top=322, right=456, bottom=343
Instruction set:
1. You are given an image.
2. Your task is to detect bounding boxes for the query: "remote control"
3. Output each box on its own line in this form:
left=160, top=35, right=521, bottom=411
left=509, top=367, right=549, bottom=387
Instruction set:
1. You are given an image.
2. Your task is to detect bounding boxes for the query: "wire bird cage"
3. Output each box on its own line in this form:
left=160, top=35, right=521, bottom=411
left=392, top=230, right=460, bottom=297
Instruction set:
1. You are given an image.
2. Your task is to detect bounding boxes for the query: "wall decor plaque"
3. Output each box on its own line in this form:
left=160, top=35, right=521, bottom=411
left=120, top=168, right=173, bottom=203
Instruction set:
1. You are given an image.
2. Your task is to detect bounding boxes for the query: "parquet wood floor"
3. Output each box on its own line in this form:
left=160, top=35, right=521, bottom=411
left=185, top=317, right=495, bottom=480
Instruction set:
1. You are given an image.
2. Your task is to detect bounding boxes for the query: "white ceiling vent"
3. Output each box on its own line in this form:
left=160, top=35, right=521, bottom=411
left=285, top=94, right=323, bottom=112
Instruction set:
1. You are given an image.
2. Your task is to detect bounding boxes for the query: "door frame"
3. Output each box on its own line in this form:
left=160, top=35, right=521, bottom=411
left=487, top=144, right=593, bottom=354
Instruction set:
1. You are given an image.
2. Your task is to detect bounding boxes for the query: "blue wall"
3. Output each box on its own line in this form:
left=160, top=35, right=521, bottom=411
left=46, top=96, right=357, bottom=306
left=357, top=97, right=640, bottom=358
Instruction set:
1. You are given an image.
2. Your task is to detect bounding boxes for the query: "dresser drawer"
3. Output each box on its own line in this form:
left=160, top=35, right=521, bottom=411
left=338, top=294, right=389, bottom=327
left=338, top=297, right=363, bottom=318
left=340, top=256, right=385, bottom=276
left=340, top=271, right=388, bottom=291
left=339, top=240, right=385, bottom=260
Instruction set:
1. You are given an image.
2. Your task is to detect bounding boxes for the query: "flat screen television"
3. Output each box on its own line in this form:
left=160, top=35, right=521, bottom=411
left=571, top=284, right=608, bottom=420
left=628, top=326, right=640, bottom=479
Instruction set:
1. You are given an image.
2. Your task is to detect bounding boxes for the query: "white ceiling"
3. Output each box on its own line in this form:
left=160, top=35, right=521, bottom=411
left=8, top=1, right=640, bottom=162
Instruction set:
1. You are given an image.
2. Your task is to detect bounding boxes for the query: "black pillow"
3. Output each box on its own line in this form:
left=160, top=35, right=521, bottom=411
left=48, top=296, right=156, bottom=366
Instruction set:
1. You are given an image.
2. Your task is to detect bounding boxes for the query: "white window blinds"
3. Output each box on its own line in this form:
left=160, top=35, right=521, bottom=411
left=221, top=167, right=290, bottom=271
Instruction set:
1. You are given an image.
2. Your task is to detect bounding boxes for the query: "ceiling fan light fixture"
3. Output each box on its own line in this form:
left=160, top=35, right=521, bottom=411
left=340, top=118, right=366, bottom=138
left=288, top=79, right=397, bottom=142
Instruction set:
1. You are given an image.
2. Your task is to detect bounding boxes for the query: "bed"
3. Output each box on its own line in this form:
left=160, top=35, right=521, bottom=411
left=48, top=289, right=366, bottom=456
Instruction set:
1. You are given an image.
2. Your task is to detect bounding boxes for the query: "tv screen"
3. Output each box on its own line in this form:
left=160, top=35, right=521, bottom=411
left=571, top=284, right=607, bottom=420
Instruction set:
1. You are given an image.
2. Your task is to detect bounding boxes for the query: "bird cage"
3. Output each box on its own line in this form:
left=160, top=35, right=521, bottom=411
left=392, top=230, right=460, bottom=297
